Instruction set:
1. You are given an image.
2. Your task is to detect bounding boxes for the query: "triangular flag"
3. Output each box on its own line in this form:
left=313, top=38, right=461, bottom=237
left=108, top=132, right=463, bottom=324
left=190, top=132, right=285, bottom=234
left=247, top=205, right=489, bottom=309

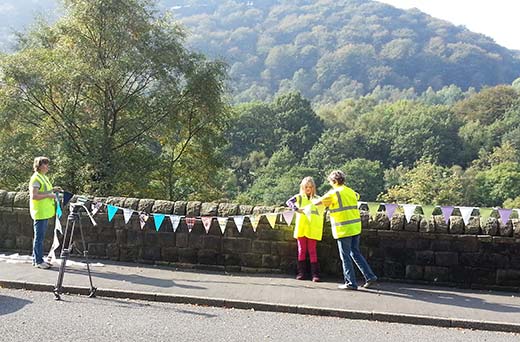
left=384, top=203, right=398, bottom=220
left=46, top=227, right=61, bottom=263
left=91, top=202, right=102, bottom=216
left=201, top=216, right=213, bottom=234
left=55, top=196, right=62, bottom=219
left=421, top=205, right=435, bottom=220
left=185, top=217, right=196, bottom=233
left=440, top=206, right=454, bottom=225
left=123, top=208, right=134, bottom=224
left=234, top=216, right=245, bottom=233
left=217, top=217, right=228, bottom=234
left=498, top=208, right=513, bottom=224
left=458, top=206, right=474, bottom=225
left=62, top=191, right=74, bottom=207
left=154, top=213, right=166, bottom=232
left=250, top=215, right=261, bottom=232
left=402, top=204, right=417, bottom=223
left=107, top=205, right=118, bottom=222
left=266, top=213, right=278, bottom=229
left=54, top=216, right=62, bottom=234
left=478, top=207, right=493, bottom=220
left=139, top=212, right=149, bottom=229
left=357, top=201, right=367, bottom=209
left=282, top=211, right=294, bottom=226
left=368, top=203, right=381, bottom=218
left=302, top=205, right=312, bottom=222
left=169, top=215, right=181, bottom=232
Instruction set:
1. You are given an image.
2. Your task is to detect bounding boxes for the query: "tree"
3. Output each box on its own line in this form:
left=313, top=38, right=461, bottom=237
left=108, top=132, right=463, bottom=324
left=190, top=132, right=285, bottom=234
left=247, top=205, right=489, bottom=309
left=0, top=0, right=228, bottom=197
left=340, top=158, right=384, bottom=201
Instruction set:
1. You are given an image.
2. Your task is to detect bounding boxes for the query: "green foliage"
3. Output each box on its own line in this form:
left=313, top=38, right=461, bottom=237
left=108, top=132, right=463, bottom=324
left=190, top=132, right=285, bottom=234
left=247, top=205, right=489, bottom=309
left=340, top=158, right=384, bottom=201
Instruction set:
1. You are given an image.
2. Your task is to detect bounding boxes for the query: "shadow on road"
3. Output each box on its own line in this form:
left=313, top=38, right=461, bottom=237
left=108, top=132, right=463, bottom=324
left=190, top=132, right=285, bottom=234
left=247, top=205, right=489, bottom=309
left=0, top=295, right=32, bottom=316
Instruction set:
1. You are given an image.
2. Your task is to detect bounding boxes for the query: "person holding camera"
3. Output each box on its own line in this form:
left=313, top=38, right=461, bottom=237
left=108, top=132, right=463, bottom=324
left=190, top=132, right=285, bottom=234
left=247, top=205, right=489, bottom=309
left=29, top=156, right=61, bottom=269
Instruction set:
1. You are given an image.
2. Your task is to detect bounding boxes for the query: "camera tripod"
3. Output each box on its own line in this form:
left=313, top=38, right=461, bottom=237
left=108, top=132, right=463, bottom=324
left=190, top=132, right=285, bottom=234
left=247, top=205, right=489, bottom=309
left=53, top=202, right=97, bottom=300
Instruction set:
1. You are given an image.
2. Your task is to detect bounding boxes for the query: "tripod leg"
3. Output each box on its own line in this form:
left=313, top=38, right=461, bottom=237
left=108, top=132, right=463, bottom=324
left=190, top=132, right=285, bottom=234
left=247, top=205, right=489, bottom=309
left=54, top=219, right=74, bottom=300
left=78, top=218, right=97, bottom=298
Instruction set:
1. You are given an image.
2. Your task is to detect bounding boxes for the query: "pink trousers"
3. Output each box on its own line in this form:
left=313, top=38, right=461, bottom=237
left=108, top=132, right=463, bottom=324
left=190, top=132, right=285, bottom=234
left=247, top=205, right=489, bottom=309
left=297, top=237, right=318, bottom=263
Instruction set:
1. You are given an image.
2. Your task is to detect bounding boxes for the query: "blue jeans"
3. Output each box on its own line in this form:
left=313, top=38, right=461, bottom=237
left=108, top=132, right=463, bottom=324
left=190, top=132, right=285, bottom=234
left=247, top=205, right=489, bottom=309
left=33, top=219, right=49, bottom=264
left=337, top=234, right=377, bottom=288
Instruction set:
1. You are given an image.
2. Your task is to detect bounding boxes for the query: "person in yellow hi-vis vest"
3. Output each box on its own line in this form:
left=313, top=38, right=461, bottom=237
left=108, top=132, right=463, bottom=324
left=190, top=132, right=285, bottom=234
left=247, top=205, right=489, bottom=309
left=313, top=170, right=377, bottom=290
left=286, top=177, right=325, bottom=282
left=29, top=156, right=61, bottom=269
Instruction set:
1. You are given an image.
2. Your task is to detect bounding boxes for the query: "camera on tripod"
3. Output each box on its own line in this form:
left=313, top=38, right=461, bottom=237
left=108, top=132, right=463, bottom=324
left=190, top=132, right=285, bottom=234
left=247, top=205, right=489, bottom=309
left=70, top=195, right=92, bottom=213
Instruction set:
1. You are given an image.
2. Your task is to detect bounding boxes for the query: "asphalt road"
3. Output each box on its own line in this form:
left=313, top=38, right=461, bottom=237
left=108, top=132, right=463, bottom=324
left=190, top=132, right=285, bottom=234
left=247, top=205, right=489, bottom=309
left=1, top=288, right=519, bottom=342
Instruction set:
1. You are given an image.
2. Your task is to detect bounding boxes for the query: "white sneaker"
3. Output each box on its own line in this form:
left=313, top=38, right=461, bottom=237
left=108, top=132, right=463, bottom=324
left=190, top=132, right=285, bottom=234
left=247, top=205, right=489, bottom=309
left=36, top=262, right=51, bottom=269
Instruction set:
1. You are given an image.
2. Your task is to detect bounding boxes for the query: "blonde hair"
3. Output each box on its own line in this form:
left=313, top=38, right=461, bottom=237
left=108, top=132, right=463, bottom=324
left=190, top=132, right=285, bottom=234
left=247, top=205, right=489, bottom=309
left=299, top=176, right=316, bottom=197
left=33, top=156, right=50, bottom=172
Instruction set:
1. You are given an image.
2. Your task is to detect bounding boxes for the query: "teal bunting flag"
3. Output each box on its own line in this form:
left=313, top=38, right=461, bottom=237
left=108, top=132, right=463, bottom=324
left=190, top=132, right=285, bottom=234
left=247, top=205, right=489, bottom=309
left=107, top=205, right=118, bottom=222
left=154, top=214, right=166, bottom=231
left=55, top=196, right=62, bottom=219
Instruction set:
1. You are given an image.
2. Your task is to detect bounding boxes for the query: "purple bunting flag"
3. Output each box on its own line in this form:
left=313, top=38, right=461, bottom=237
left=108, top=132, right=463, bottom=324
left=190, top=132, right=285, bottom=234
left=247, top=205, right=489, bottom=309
left=384, top=203, right=398, bottom=220
left=440, top=206, right=454, bottom=225
left=498, top=208, right=513, bottom=225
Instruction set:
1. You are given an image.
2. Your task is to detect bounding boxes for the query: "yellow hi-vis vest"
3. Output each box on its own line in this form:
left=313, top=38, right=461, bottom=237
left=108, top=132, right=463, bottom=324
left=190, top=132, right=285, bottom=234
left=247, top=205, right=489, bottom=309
left=325, top=185, right=361, bottom=239
left=293, top=194, right=324, bottom=240
left=29, top=172, right=55, bottom=220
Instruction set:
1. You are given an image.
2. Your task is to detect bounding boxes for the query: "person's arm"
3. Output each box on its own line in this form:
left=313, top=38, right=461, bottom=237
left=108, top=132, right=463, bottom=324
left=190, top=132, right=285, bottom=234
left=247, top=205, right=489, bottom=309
left=286, top=196, right=298, bottom=210
left=30, top=184, right=57, bottom=201
left=312, top=192, right=333, bottom=207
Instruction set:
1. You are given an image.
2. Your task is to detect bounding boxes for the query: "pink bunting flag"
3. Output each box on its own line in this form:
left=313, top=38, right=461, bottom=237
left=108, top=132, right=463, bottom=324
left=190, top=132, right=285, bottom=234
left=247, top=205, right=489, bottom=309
left=185, top=217, right=196, bottom=233
left=440, top=206, right=454, bottom=225
left=385, top=203, right=398, bottom=220
left=282, top=211, right=295, bottom=226
left=91, top=202, right=102, bottom=216
left=139, top=213, right=149, bottom=229
left=201, top=216, right=213, bottom=234
left=498, top=208, right=513, bottom=225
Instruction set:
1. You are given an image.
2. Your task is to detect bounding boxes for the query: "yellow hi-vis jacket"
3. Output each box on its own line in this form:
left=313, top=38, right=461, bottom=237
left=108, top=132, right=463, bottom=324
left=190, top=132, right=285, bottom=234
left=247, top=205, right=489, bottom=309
left=320, top=185, right=361, bottom=239
left=293, top=194, right=324, bottom=240
left=29, top=172, right=55, bottom=220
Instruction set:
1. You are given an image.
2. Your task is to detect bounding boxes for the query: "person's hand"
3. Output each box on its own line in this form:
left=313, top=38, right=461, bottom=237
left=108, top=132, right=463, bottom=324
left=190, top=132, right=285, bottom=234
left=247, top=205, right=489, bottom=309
left=52, top=186, right=63, bottom=192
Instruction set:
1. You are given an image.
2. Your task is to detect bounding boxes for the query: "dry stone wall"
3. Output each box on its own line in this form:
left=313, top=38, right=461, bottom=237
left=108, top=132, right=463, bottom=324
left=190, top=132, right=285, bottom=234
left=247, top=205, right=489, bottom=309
left=1, top=189, right=520, bottom=291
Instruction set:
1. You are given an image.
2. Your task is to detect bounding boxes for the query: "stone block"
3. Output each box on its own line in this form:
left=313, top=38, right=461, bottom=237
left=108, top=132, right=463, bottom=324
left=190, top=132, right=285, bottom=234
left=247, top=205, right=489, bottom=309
left=123, top=198, right=140, bottom=210
left=200, top=202, right=218, bottom=216
left=464, top=216, right=480, bottom=234
left=257, top=229, right=284, bottom=241
left=186, top=201, right=202, bottom=217
left=433, top=215, right=448, bottom=233
left=88, top=243, right=107, bottom=257
left=224, top=253, right=241, bottom=266
left=481, top=217, right=498, bottom=236
left=223, top=237, right=251, bottom=253
left=178, top=248, right=197, bottom=263
left=173, top=201, right=187, bottom=215
left=390, top=214, right=404, bottom=231
left=188, top=233, right=204, bottom=249
left=497, top=269, right=520, bottom=286
left=106, top=197, right=126, bottom=207
left=404, top=215, right=420, bottom=232
left=157, top=232, right=175, bottom=247
left=415, top=250, right=435, bottom=265
left=240, top=253, right=262, bottom=268
left=3, top=192, right=16, bottom=208
left=449, top=216, right=464, bottom=234
left=435, top=252, right=458, bottom=266
left=453, top=235, right=479, bottom=252
left=144, top=232, right=158, bottom=245
left=470, top=267, right=496, bottom=285
left=424, top=266, right=450, bottom=282
left=161, top=247, right=178, bottom=262
left=175, top=233, right=188, bottom=248
left=15, top=235, right=32, bottom=250
left=0, top=189, right=7, bottom=206
left=137, top=199, right=155, bottom=213
left=272, top=241, right=294, bottom=256
left=239, top=205, right=254, bottom=215
left=262, top=255, right=280, bottom=268
left=119, top=247, right=139, bottom=261
left=126, top=229, right=144, bottom=246
left=383, top=260, right=405, bottom=278
left=419, top=217, right=435, bottom=233
left=252, top=240, right=271, bottom=254
left=152, top=200, right=175, bottom=214
left=203, top=235, right=222, bottom=250
left=360, top=211, right=369, bottom=228
left=405, top=238, right=430, bottom=250
left=498, top=220, right=513, bottom=237
left=218, top=203, right=239, bottom=217
left=512, top=219, right=520, bottom=238
left=13, top=192, right=30, bottom=208
left=140, top=246, right=161, bottom=261
left=431, top=239, right=452, bottom=251
left=198, top=249, right=218, bottom=265
left=405, top=265, right=424, bottom=280
left=106, top=243, right=120, bottom=260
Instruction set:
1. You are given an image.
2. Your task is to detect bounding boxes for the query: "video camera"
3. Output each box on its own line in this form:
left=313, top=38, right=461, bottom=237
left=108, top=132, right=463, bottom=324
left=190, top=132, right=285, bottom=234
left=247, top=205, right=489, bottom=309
left=69, top=196, right=92, bottom=213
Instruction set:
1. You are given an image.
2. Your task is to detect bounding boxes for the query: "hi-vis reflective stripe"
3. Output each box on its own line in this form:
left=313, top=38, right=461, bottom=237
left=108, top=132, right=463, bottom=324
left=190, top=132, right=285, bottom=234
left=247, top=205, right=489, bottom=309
left=334, top=218, right=361, bottom=227
left=329, top=191, right=357, bottom=213
left=310, top=208, right=319, bottom=215
left=35, top=174, right=50, bottom=192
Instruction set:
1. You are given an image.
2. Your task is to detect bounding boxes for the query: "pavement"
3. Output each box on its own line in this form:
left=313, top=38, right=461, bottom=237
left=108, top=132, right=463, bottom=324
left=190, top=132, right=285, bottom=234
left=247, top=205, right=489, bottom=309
left=1, top=254, right=520, bottom=333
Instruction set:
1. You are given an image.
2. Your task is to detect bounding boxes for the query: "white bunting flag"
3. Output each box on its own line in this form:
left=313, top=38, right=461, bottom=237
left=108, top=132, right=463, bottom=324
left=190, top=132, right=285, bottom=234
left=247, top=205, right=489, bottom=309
left=402, top=204, right=417, bottom=223
left=266, top=213, right=278, bottom=229
left=458, top=206, right=474, bottom=225
left=123, top=208, right=134, bottom=224
left=201, top=216, right=213, bottom=234
left=234, top=216, right=245, bottom=233
left=169, top=215, right=181, bottom=232
left=217, top=217, right=228, bottom=234
left=55, top=216, right=62, bottom=235
left=250, top=215, right=261, bottom=232
left=282, top=211, right=295, bottom=226
left=46, top=227, right=61, bottom=263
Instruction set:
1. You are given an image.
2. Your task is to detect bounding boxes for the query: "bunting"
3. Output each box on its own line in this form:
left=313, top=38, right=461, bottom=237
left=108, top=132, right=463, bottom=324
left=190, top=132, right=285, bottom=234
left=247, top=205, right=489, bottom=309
left=250, top=215, right=261, bottom=232
left=498, top=208, right=513, bottom=224
left=282, top=211, right=294, bottom=226
left=47, top=227, right=61, bottom=262
left=217, top=217, right=228, bottom=234
left=139, top=212, right=149, bottom=229
left=154, top=213, right=166, bottom=232
left=185, top=217, right=196, bottom=233
left=91, top=202, right=102, bottom=216
left=420, top=205, right=435, bottom=221
left=458, top=206, right=474, bottom=225
left=478, top=207, right=493, bottom=220
left=368, top=203, right=381, bottom=218
left=402, top=204, right=417, bottom=223
left=107, top=205, right=118, bottom=222
left=55, top=196, right=62, bottom=219
left=385, top=203, right=398, bottom=220
left=201, top=216, right=213, bottom=234
left=234, top=216, right=245, bottom=233
left=62, top=191, right=74, bottom=207
left=440, top=206, right=454, bottom=225
left=266, top=213, right=278, bottom=229
left=169, top=215, right=181, bottom=232
left=123, top=208, right=134, bottom=224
